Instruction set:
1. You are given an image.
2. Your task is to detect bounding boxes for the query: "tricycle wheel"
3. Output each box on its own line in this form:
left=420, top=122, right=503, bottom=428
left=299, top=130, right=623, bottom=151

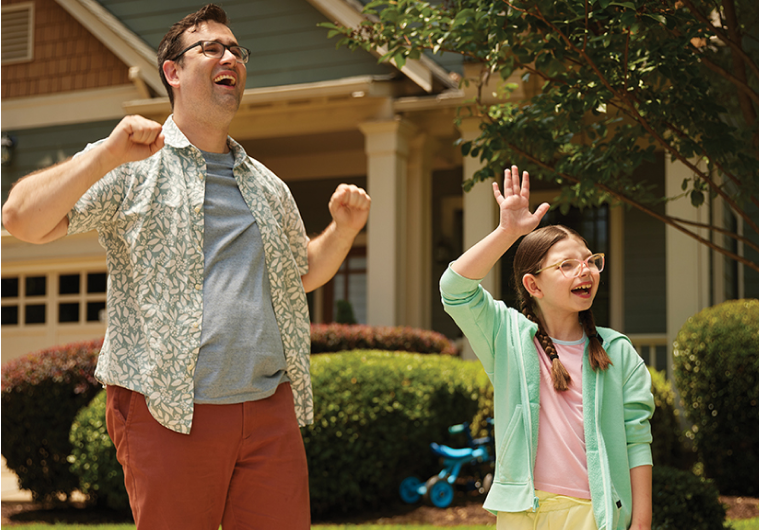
left=424, top=476, right=455, bottom=508
left=480, top=472, right=493, bottom=494
left=399, top=476, right=423, bottom=504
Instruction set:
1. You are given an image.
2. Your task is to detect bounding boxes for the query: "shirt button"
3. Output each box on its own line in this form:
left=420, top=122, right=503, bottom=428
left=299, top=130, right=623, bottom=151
left=194, top=206, right=201, bottom=214
left=195, top=284, right=202, bottom=291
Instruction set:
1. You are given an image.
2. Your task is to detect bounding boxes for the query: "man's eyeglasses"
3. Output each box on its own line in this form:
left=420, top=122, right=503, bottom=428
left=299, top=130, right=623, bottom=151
left=171, top=40, right=250, bottom=64
left=535, top=253, right=605, bottom=278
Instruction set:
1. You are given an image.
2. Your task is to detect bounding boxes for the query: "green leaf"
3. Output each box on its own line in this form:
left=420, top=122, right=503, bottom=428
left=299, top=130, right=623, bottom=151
left=690, top=190, right=705, bottom=207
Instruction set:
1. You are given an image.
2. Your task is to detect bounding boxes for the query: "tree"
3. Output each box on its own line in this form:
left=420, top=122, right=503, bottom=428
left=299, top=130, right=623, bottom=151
left=325, top=0, right=759, bottom=272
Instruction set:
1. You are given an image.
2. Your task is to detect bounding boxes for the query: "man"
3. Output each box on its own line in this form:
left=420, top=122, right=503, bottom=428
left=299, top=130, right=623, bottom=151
left=2, top=5, right=370, bottom=529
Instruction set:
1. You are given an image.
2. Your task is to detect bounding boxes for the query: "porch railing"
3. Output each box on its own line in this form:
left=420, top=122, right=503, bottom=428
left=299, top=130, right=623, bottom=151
left=627, top=333, right=668, bottom=369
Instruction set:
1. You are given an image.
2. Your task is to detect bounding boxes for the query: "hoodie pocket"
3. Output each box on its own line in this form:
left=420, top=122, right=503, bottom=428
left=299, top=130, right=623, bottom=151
left=611, top=483, right=623, bottom=529
left=495, top=405, right=531, bottom=485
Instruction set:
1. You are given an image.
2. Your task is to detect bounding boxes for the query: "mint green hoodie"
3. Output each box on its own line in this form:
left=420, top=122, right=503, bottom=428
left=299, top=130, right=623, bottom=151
left=441, top=266, right=654, bottom=530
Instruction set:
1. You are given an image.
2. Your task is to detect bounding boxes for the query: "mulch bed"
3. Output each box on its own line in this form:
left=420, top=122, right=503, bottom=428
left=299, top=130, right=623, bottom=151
left=3, top=494, right=757, bottom=527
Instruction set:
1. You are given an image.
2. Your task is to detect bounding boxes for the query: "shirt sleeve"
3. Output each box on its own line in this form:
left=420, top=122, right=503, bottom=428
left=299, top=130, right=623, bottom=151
left=439, top=264, right=505, bottom=375
left=67, top=140, right=126, bottom=236
left=622, top=348, right=655, bottom=468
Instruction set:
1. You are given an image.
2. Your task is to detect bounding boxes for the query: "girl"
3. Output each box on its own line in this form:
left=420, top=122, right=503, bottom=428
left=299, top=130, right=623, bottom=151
left=440, top=166, right=654, bottom=530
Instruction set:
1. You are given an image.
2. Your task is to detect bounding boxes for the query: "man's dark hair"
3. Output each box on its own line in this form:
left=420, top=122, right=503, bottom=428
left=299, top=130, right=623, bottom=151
left=157, top=4, right=230, bottom=108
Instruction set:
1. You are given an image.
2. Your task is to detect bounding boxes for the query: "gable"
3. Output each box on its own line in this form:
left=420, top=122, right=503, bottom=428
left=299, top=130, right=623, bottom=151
left=1, top=0, right=130, bottom=99
left=96, top=0, right=396, bottom=89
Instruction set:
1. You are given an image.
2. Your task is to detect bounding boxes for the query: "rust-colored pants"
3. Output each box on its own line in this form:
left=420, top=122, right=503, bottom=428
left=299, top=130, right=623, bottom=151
left=105, top=382, right=310, bottom=530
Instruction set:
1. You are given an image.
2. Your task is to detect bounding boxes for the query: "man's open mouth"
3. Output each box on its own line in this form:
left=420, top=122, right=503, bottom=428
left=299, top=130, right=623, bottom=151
left=213, top=74, right=236, bottom=86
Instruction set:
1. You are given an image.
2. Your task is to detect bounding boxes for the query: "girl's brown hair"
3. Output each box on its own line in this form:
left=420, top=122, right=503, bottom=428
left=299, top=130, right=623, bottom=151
left=513, top=225, right=611, bottom=391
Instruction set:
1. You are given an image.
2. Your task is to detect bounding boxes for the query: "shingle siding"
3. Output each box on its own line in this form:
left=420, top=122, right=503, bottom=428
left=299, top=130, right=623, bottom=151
left=1, top=0, right=130, bottom=99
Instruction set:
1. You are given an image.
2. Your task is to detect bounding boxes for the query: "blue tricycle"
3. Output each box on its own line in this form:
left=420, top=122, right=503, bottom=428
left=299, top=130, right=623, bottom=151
left=399, top=419, right=494, bottom=508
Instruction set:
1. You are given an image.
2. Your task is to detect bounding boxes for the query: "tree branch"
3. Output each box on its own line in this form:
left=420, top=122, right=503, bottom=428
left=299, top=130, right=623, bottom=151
left=504, top=143, right=759, bottom=273
left=523, top=3, right=759, bottom=236
left=678, top=0, right=759, bottom=82
left=669, top=215, right=759, bottom=254
left=696, top=50, right=759, bottom=111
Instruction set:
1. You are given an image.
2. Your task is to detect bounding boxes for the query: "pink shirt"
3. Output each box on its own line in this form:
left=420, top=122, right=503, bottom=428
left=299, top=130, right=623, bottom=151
left=532, top=335, right=591, bottom=499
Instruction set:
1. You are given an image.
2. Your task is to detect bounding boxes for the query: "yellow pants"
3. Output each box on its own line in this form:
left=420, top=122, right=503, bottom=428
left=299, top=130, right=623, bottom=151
left=496, top=490, right=597, bottom=530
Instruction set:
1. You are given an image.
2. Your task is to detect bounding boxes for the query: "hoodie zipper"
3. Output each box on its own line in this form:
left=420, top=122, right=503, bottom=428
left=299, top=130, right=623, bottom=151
left=514, top=312, right=539, bottom=511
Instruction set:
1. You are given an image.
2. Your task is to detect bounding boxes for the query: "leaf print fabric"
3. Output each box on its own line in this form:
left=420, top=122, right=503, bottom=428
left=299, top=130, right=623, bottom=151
left=68, top=116, right=312, bottom=434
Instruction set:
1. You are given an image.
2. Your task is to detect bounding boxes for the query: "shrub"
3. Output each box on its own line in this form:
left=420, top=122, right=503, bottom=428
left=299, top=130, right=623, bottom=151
left=648, top=367, right=690, bottom=469
left=335, top=300, right=357, bottom=324
left=310, top=323, right=458, bottom=356
left=68, top=390, right=130, bottom=512
left=304, top=350, right=484, bottom=515
left=652, top=465, right=728, bottom=530
left=1, top=339, right=102, bottom=501
left=673, top=299, right=759, bottom=496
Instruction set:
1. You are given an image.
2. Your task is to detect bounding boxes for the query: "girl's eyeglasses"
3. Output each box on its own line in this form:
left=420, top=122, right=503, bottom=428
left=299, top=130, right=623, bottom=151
left=171, top=40, right=251, bottom=64
left=535, top=253, right=605, bottom=278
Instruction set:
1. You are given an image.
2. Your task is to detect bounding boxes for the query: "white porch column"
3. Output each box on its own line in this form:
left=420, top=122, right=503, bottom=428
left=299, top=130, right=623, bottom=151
left=406, top=133, right=433, bottom=329
left=459, top=117, right=499, bottom=360
left=359, top=118, right=416, bottom=326
left=665, top=155, right=711, bottom=378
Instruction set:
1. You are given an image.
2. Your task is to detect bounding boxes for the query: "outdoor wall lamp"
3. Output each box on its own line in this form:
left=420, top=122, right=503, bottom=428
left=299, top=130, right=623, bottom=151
left=1, top=134, right=17, bottom=166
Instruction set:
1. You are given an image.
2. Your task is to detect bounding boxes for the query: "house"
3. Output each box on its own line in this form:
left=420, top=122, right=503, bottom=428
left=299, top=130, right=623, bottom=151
left=3, top=0, right=757, bottom=376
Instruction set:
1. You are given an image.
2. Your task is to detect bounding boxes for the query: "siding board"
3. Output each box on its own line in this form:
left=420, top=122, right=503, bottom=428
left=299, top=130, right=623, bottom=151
left=95, top=0, right=398, bottom=88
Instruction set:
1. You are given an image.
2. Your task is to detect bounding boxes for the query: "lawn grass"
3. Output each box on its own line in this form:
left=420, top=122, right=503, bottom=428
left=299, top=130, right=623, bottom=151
left=0, top=526, right=495, bottom=530
left=731, top=518, right=759, bottom=530
left=6, top=521, right=759, bottom=530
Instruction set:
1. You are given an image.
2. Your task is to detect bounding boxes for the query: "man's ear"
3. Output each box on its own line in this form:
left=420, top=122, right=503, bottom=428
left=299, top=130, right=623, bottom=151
left=162, top=60, right=180, bottom=88
left=522, top=274, right=543, bottom=299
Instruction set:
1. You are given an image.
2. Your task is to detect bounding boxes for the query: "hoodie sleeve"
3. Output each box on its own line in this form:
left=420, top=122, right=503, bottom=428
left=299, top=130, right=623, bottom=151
left=440, top=264, right=505, bottom=376
left=622, top=346, right=655, bottom=469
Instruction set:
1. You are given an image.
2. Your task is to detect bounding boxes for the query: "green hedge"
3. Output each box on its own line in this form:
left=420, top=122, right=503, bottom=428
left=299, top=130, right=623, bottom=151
left=652, top=465, right=728, bottom=530
left=1, top=339, right=102, bottom=501
left=673, top=299, right=759, bottom=496
left=648, top=367, right=690, bottom=469
left=310, top=324, right=458, bottom=356
left=303, top=351, right=484, bottom=515
left=66, top=350, right=486, bottom=516
left=68, top=390, right=130, bottom=512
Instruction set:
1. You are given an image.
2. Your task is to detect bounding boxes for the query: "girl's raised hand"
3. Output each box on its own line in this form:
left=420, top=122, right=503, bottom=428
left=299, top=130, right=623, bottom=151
left=494, top=165, right=550, bottom=237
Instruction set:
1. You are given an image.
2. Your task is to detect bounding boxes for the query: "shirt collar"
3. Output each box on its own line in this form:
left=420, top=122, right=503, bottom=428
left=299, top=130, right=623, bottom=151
left=162, top=115, right=249, bottom=168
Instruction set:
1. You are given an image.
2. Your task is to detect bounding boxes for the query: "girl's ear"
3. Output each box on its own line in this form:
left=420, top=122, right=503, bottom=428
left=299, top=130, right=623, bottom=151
left=163, top=60, right=180, bottom=88
left=522, top=274, right=543, bottom=298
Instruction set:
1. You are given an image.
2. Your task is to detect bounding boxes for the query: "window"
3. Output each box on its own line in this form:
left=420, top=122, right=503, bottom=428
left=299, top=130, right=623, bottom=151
left=1, top=3, right=34, bottom=65
left=1, top=274, right=47, bottom=325
left=57, top=272, right=107, bottom=324
left=322, top=248, right=367, bottom=324
left=1, top=271, right=107, bottom=327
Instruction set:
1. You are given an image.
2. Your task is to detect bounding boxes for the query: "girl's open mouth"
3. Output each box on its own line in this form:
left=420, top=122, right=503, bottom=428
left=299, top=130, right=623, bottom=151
left=571, top=283, right=592, bottom=296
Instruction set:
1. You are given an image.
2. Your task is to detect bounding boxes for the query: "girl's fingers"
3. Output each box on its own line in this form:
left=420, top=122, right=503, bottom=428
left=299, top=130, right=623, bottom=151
left=520, top=170, right=530, bottom=197
left=493, top=181, right=504, bottom=204
left=511, top=165, right=520, bottom=195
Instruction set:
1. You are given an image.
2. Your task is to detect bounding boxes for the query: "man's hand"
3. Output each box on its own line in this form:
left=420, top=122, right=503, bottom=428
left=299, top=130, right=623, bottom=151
left=101, top=115, right=165, bottom=171
left=301, top=184, right=371, bottom=293
left=327, top=184, right=371, bottom=237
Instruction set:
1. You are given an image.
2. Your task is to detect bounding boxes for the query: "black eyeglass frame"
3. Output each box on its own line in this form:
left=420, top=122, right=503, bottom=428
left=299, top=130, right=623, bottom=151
left=170, top=40, right=251, bottom=64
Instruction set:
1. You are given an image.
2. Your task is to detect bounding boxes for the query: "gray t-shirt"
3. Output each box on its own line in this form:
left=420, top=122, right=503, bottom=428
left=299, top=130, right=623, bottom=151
left=193, top=149, right=287, bottom=403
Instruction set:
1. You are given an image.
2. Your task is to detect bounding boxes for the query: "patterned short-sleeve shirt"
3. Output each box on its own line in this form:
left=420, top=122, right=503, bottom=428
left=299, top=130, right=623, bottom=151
left=68, top=116, right=313, bottom=434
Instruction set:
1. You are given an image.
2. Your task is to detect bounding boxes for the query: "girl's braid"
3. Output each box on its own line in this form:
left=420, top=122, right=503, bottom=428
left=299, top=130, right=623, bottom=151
left=580, top=310, right=612, bottom=371
left=520, top=299, right=571, bottom=391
